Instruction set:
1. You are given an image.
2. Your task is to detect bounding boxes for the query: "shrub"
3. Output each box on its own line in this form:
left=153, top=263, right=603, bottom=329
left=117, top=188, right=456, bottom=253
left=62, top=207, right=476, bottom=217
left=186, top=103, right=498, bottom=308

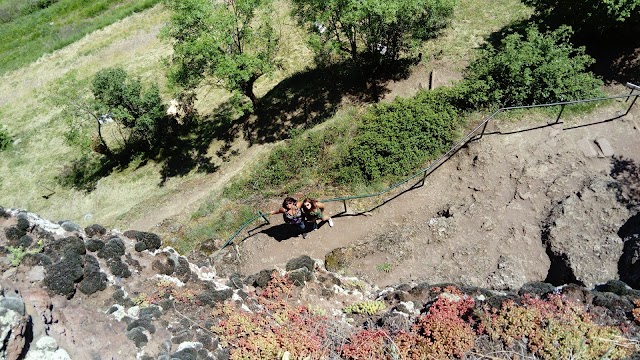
left=396, top=286, right=476, bottom=359
left=0, top=127, right=11, bottom=151
left=211, top=273, right=329, bottom=359
left=482, top=294, right=634, bottom=359
left=464, top=25, right=603, bottom=109
left=343, top=300, right=386, bottom=315
left=336, top=88, right=461, bottom=184
left=341, top=329, right=390, bottom=360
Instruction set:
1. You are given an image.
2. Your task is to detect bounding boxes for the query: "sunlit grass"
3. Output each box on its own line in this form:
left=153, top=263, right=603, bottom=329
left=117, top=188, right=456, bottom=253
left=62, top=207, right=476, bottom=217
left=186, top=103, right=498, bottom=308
left=0, top=0, right=161, bottom=76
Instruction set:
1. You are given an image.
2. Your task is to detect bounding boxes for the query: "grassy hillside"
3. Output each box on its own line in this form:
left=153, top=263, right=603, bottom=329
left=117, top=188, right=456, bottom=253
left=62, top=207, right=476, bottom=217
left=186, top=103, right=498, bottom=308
left=0, top=0, right=161, bottom=76
left=0, top=0, right=533, bottom=237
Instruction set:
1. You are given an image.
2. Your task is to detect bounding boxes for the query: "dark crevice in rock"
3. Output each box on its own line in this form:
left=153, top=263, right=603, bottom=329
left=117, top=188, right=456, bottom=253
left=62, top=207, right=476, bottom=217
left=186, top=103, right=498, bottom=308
left=541, top=206, right=583, bottom=287
left=618, top=213, right=640, bottom=289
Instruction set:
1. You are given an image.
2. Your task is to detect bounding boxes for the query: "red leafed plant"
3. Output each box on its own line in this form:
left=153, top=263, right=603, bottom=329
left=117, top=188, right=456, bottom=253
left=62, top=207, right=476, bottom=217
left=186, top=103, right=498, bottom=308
left=211, top=272, right=329, bottom=359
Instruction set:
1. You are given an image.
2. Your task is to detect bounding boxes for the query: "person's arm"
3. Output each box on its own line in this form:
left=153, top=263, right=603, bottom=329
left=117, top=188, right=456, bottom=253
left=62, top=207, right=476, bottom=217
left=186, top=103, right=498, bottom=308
left=270, top=207, right=286, bottom=215
left=316, top=201, right=326, bottom=211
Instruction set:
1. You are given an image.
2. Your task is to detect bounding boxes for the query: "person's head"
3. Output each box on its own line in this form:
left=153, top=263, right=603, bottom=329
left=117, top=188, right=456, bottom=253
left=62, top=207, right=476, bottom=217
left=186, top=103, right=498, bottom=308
left=282, top=197, right=297, bottom=209
left=302, top=198, right=317, bottom=212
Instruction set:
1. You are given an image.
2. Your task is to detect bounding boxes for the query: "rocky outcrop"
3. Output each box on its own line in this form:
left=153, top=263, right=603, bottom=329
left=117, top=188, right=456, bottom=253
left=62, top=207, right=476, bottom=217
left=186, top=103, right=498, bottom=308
left=542, top=178, right=629, bottom=288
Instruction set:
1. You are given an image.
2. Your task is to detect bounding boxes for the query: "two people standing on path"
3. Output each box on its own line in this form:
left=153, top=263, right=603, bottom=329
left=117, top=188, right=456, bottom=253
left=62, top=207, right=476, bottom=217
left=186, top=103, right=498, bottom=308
left=270, top=197, right=333, bottom=239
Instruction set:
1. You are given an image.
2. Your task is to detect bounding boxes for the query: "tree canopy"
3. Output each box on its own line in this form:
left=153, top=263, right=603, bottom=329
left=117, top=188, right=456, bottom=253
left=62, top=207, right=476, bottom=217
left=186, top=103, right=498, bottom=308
left=164, top=0, right=280, bottom=111
left=291, top=0, right=457, bottom=65
left=523, top=0, right=640, bottom=36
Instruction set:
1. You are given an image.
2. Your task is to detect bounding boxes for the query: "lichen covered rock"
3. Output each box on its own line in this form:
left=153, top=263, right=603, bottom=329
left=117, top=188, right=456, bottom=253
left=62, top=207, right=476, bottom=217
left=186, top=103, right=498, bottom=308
left=43, top=253, right=84, bottom=299
left=123, top=230, right=162, bottom=251
left=77, top=255, right=107, bottom=295
left=97, top=237, right=125, bottom=260
left=84, top=224, right=107, bottom=238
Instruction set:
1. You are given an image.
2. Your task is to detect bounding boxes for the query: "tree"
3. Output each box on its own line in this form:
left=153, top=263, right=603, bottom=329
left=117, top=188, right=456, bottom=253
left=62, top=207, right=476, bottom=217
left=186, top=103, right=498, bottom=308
left=463, top=26, right=604, bottom=108
left=164, top=0, right=280, bottom=111
left=91, top=68, right=166, bottom=156
left=523, top=0, right=640, bottom=36
left=291, top=0, right=456, bottom=66
left=60, top=67, right=166, bottom=161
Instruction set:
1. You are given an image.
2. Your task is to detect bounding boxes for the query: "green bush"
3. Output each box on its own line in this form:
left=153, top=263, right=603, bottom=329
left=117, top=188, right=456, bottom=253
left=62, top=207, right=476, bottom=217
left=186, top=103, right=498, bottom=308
left=0, top=128, right=11, bottom=151
left=336, top=88, right=461, bottom=184
left=463, top=25, right=604, bottom=109
left=523, top=0, right=640, bottom=36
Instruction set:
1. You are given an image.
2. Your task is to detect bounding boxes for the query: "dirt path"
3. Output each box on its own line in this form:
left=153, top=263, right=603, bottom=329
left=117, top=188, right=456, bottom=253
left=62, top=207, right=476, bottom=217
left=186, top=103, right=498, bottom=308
left=233, top=102, right=640, bottom=289
left=127, top=135, right=275, bottom=231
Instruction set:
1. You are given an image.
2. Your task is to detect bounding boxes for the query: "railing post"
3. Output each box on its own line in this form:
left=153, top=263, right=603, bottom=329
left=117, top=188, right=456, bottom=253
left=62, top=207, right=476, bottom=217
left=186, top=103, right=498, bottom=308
left=625, top=94, right=638, bottom=116
left=554, top=104, right=565, bottom=124
left=343, top=199, right=348, bottom=214
left=477, top=121, right=489, bottom=140
left=258, top=211, right=270, bottom=224
left=626, top=88, right=634, bottom=102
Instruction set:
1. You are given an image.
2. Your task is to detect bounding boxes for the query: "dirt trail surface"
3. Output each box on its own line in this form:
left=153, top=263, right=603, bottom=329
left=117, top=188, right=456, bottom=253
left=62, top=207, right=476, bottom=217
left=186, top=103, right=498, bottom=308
left=231, top=103, right=640, bottom=289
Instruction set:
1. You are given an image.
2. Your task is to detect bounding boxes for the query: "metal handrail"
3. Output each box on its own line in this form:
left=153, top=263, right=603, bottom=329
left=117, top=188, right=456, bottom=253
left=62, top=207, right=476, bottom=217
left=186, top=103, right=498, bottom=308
left=220, top=83, right=639, bottom=249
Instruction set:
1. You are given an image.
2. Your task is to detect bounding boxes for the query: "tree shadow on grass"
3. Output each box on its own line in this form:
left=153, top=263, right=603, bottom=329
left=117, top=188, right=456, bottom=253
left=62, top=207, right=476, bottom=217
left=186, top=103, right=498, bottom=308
left=155, top=101, right=249, bottom=186
left=246, top=59, right=414, bottom=144
left=59, top=59, right=414, bottom=191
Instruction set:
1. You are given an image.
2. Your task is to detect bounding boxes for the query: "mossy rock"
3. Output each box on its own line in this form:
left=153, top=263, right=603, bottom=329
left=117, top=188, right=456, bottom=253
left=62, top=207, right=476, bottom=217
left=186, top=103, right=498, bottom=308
left=78, top=255, right=107, bottom=295
left=4, top=226, right=26, bottom=243
left=594, top=280, right=637, bottom=296
left=324, top=247, right=355, bottom=273
left=97, top=237, right=125, bottom=260
left=288, top=267, right=312, bottom=287
left=84, top=224, right=107, bottom=237
left=107, top=258, right=131, bottom=278
left=43, top=254, right=84, bottom=299
left=245, top=269, right=275, bottom=288
left=198, top=288, right=233, bottom=306
left=86, top=239, right=105, bottom=253
left=518, top=281, right=555, bottom=296
left=592, top=292, right=633, bottom=313
left=134, top=241, right=147, bottom=252
left=126, top=327, right=148, bottom=348
left=16, top=217, right=30, bottom=232
left=63, top=237, right=86, bottom=257
left=174, top=257, right=191, bottom=283
left=123, top=230, right=162, bottom=251
left=286, top=255, right=315, bottom=273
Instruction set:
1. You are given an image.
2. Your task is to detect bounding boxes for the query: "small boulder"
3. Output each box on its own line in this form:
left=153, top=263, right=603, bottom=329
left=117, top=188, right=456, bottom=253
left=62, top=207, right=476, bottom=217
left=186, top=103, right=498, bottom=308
left=84, top=224, right=107, bottom=238
left=288, top=267, right=312, bottom=287
left=77, top=255, right=107, bottom=295
left=60, top=221, right=82, bottom=233
left=85, top=239, right=105, bottom=253
left=286, top=255, right=315, bottom=273
left=123, top=230, right=162, bottom=251
left=97, top=237, right=125, bottom=260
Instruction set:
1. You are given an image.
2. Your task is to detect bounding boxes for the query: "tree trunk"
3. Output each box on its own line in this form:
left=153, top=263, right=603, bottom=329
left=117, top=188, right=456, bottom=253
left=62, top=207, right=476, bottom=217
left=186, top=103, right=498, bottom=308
left=242, top=74, right=260, bottom=111
left=96, top=121, right=115, bottom=159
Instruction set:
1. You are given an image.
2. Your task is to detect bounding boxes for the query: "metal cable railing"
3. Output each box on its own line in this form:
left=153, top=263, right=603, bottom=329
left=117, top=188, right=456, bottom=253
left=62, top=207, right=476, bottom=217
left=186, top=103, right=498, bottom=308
left=220, top=82, right=640, bottom=249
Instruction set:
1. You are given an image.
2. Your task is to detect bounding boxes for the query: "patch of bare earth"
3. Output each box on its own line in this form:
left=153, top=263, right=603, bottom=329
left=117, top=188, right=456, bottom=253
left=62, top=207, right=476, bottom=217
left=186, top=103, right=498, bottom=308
left=234, top=101, right=640, bottom=289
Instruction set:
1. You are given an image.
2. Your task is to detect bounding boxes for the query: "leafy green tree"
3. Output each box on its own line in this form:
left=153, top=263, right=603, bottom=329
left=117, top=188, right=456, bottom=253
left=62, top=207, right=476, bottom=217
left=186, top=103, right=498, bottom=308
left=91, top=68, right=166, bottom=155
left=523, top=0, right=640, bottom=35
left=60, top=68, right=166, bottom=160
left=291, top=0, right=456, bottom=65
left=463, top=26, right=603, bottom=108
left=164, top=0, right=280, bottom=111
